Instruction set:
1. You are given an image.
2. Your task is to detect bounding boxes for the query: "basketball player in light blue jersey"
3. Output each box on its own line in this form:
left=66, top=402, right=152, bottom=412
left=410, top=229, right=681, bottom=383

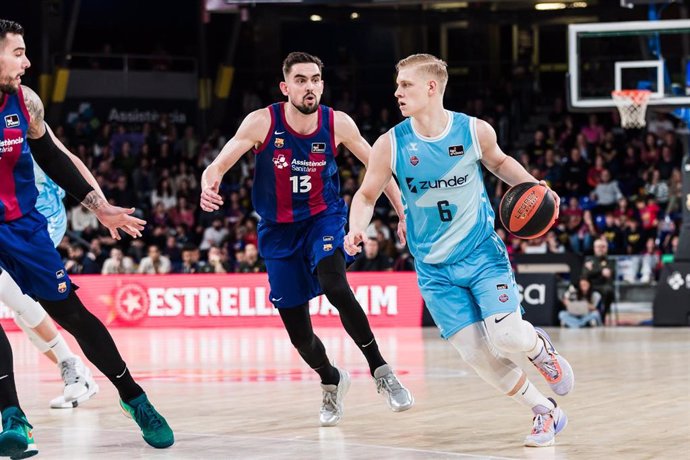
left=346, top=54, right=574, bottom=447
left=0, top=154, right=98, bottom=409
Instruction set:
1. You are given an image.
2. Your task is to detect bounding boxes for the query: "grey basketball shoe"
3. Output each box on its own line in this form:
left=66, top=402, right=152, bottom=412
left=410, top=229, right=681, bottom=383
left=319, top=368, right=351, bottom=427
left=373, top=364, right=414, bottom=412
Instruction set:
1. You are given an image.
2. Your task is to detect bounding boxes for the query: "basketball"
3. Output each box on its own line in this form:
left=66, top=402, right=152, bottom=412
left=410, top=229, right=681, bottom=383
left=499, top=182, right=556, bottom=240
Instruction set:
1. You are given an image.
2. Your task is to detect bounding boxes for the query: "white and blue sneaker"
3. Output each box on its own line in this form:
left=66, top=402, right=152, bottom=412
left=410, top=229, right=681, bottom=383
left=524, top=398, right=568, bottom=447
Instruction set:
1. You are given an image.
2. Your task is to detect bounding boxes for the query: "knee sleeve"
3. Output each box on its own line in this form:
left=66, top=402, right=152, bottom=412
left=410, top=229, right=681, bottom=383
left=278, top=303, right=314, bottom=348
left=14, top=317, right=51, bottom=353
left=0, top=270, right=48, bottom=328
left=278, top=304, right=329, bottom=369
left=317, top=252, right=358, bottom=308
left=317, top=253, right=374, bottom=346
left=449, top=322, right=523, bottom=394
left=484, top=307, right=538, bottom=354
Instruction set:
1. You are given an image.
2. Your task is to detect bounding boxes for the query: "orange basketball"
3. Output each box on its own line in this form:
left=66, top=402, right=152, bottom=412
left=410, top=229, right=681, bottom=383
left=499, top=182, right=556, bottom=239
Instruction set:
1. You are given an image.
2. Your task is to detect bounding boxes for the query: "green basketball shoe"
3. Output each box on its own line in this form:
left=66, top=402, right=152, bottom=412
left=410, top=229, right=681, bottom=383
left=0, top=407, right=37, bottom=459
left=120, top=394, right=174, bottom=448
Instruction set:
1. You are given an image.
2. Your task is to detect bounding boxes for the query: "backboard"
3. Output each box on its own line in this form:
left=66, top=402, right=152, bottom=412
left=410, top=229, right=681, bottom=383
left=567, top=19, right=690, bottom=112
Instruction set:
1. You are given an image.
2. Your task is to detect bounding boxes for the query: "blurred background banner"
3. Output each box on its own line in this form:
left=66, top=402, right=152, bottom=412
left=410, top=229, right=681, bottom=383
left=0, top=273, right=424, bottom=329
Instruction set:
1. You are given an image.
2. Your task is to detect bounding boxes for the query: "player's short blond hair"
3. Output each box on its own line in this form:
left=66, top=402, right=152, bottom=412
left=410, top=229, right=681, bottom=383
left=396, top=54, right=448, bottom=93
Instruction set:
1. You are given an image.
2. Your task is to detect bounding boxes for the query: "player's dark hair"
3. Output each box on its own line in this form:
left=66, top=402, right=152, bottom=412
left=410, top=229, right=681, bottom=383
left=282, top=52, right=323, bottom=78
left=0, top=19, right=24, bottom=40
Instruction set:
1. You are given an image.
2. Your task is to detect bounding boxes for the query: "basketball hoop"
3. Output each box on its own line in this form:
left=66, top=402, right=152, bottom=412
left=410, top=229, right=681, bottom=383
left=611, top=89, right=651, bottom=129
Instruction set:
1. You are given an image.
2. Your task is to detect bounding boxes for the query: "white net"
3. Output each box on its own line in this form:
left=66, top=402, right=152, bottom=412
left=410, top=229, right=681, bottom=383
left=611, top=89, right=651, bottom=129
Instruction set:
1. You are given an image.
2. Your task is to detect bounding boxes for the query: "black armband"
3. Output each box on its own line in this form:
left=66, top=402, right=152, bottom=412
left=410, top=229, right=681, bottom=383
left=27, top=129, right=94, bottom=202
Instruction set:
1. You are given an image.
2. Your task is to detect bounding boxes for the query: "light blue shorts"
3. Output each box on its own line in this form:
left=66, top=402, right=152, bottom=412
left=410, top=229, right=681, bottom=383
left=415, top=233, right=521, bottom=339
left=45, top=211, right=67, bottom=247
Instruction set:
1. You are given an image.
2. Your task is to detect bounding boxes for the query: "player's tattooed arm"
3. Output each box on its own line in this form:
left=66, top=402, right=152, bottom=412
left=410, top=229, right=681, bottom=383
left=81, top=190, right=107, bottom=212
left=21, top=85, right=47, bottom=139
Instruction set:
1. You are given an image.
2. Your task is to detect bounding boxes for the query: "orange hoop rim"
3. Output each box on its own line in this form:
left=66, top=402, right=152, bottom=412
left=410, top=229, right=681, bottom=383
left=611, top=89, right=652, bottom=104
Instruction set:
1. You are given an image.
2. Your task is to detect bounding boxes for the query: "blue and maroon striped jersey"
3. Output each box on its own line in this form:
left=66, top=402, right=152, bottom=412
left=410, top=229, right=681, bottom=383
left=0, top=87, right=37, bottom=223
left=252, top=103, right=343, bottom=224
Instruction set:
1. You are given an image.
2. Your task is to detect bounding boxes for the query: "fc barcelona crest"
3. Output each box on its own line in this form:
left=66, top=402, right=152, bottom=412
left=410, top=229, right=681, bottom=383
left=274, top=138, right=284, bottom=148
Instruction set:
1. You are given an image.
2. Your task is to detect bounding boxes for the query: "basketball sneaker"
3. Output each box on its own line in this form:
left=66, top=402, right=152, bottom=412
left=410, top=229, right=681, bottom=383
left=0, top=406, right=38, bottom=459
left=529, top=328, right=574, bottom=396
left=120, top=394, right=174, bottom=448
left=373, top=364, right=414, bottom=412
left=50, top=357, right=99, bottom=409
left=319, top=368, right=351, bottom=427
left=524, top=398, right=568, bottom=447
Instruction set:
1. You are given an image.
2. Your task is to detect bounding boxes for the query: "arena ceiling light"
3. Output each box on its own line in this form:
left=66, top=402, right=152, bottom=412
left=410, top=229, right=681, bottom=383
left=535, top=2, right=567, bottom=10
left=310, top=14, right=323, bottom=21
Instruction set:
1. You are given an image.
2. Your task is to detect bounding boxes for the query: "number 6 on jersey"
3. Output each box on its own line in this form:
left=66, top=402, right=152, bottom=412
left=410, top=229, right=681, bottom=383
left=437, top=200, right=453, bottom=222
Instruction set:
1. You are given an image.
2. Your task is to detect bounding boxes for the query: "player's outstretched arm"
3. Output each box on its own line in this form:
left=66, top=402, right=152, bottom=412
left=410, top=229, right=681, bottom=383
left=477, top=119, right=560, bottom=213
left=345, top=133, right=395, bottom=255
left=22, top=85, right=145, bottom=239
left=334, top=111, right=406, bottom=245
left=200, top=108, right=271, bottom=212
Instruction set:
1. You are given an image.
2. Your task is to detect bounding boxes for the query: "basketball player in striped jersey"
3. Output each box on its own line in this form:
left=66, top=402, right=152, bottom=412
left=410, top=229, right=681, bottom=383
left=0, top=157, right=99, bottom=410
left=345, top=54, right=574, bottom=447
left=201, top=52, right=414, bottom=426
left=0, top=19, right=173, bottom=457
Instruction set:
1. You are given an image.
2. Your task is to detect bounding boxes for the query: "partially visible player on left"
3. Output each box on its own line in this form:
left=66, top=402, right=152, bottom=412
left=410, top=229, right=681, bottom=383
left=0, top=157, right=99, bottom=410
left=0, top=19, right=174, bottom=458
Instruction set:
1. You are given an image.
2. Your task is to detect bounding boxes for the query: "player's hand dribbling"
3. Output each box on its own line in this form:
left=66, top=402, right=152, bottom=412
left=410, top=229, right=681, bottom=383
left=94, top=204, right=146, bottom=240
left=538, top=180, right=560, bottom=220
left=344, top=231, right=368, bottom=256
left=200, top=178, right=223, bottom=212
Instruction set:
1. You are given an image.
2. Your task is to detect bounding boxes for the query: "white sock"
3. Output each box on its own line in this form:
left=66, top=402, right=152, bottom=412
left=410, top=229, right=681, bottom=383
left=46, top=334, right=75, bottom=363
left=511, top=378, right=555, bottom=413
left=527, top=334, right=545, bottom=362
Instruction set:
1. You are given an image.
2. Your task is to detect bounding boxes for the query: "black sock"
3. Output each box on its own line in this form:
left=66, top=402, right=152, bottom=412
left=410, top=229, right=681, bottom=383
left=107, top=366, right=144, bottom=403
left=358, top=338, right=386, bottom=376
left=0, top=329, right=20, bottom=412
left=312, top=357, right=341, bottom=386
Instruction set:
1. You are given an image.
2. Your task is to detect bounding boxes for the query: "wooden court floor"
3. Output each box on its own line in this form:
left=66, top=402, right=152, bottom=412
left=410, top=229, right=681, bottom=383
left=8, top=326, right=690, bottom=459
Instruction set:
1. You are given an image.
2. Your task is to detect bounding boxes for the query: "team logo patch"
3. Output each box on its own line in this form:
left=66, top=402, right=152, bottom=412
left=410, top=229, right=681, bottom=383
left=274, top=137, right=284, bottom=148
left=323, top=243, right=333, bottom=252
left=58, top=282, right=68, bottom=294
left=323, top=236, right=334, bottom=242
left=499, top=293, right=509, bottom=303
left=4, top=114, right=19, bottom=128
left=311, top=142, right=326, bottom=153
left=56, top=269, right=65, bottom=279
left=448, top=145, right=464, bottom=157
left=496, top=283, right=508, bottom=290
left=410, top=155, right=419, bottom=166
left=273, top=154, right=288, bottom=169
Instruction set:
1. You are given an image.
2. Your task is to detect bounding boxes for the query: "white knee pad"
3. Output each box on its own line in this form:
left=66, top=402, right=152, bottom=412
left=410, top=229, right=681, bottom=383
left=0, top=269, right=48, bottom=328
left=449, top=322, right=523, bottom=394
left=14, top=316, right=51, bottom=353
left=484, top=306, right=537, bottom=354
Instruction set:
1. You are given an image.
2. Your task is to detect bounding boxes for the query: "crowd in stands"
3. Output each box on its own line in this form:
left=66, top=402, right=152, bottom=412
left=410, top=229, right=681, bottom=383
left=54, top=87, right=685, bottom=285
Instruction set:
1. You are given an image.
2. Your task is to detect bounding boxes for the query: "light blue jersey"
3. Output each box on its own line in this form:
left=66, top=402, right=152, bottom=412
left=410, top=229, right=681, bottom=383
left=33, top=161, right=67, bottom=247
left=390, top=111, right=494, bottom=265
left=390, top=111, right=520, bottom=339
